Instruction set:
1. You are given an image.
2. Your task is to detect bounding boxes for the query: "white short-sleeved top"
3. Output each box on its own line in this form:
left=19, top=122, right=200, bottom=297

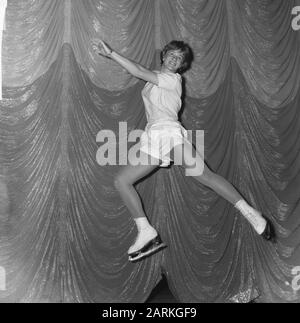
left=141, top=71, right=182, bottom=124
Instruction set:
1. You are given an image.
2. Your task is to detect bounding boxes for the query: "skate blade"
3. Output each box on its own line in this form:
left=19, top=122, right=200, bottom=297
left=128, top=243, right=167, bottom=263
left=128, top=235, right=164, bottom=257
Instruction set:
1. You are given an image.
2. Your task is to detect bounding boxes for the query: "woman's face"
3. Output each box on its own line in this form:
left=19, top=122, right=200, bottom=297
left=162, top=49, right=184, bottom=73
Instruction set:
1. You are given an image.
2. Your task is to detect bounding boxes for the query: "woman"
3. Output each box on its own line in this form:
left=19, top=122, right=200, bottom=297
left=93, top=40, right=275, bottom=263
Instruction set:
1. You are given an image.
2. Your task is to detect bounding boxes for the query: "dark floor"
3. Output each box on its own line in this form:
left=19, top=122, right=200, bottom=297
left=145, top=277, right=258, bottom=303
left=146, top=276, right=179, bottom=303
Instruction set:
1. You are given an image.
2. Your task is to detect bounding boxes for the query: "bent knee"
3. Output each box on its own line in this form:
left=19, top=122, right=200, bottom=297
left=114, top=175, right=125, bottom=190
left=114, top=174, right=132, bottom=190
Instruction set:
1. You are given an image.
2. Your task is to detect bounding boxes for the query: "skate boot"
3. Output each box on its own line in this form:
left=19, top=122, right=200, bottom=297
left=260, top=218, right=276, bottom=242
left=235, top=200, right=276, bottom=243
left=128, top=227, right=167, bottom=263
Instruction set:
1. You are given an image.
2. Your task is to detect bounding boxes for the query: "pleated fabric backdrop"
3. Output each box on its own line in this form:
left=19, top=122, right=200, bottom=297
left=0, top=0, right=299, bottom=303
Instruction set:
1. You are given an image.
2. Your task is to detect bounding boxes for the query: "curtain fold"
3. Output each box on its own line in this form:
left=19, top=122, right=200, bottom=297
left=0, top=0, right=299, bottom=303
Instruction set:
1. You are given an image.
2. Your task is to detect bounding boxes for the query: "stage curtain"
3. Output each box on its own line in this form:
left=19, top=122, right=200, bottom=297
left=0, top=0, right=299, bottom=303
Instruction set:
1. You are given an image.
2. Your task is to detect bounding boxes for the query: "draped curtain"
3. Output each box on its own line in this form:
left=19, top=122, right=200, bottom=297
left=0, top=0, right=299, bottom=303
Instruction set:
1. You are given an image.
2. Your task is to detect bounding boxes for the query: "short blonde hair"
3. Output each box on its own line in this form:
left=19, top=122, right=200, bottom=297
left=160, top=40, right=193, bottom=74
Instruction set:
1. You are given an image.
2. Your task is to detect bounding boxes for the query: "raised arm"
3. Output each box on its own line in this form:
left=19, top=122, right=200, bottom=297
left=93, top=40, right=158, bottom=85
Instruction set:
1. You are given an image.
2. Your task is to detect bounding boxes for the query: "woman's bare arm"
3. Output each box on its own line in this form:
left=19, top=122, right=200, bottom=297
left=93, top=40, right=158, bottom=85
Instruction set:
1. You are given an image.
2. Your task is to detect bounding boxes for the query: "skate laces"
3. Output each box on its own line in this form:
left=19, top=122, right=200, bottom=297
left=235, top=200, right=266, bottom=234
left=244, top=209, right=266, bottom=234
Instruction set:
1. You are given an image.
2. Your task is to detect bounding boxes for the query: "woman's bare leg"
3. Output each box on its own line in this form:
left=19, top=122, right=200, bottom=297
left=171, top=141, right=268, bottom=235
left=114, top=151, right=159, bottom=219
left=114, top=150, right=164, bottom=255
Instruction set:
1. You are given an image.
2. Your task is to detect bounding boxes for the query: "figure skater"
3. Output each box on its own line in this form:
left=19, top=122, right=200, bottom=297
left=93, top=39, right=275, bottom=263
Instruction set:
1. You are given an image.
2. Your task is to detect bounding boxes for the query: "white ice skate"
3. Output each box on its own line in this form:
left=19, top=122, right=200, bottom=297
left=128, top=228, right=167, bottom=263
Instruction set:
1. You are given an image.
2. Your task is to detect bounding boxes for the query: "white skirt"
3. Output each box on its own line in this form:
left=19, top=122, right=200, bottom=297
left=139, top=120, right=189, bottom=167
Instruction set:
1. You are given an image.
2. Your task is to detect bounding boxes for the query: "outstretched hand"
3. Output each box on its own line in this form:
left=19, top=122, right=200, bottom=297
left=92, top=39, right=113, bottom=58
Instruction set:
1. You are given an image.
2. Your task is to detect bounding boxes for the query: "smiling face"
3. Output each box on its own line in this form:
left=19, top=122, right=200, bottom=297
left=161, top=49, right=185, bottom=73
